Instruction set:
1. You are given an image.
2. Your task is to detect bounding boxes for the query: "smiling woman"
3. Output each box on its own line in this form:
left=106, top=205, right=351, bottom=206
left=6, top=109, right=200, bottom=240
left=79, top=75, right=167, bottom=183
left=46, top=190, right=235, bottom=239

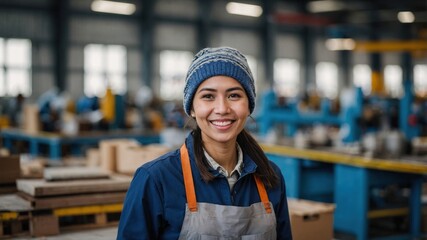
left=117, top=47, right=293, bottom=240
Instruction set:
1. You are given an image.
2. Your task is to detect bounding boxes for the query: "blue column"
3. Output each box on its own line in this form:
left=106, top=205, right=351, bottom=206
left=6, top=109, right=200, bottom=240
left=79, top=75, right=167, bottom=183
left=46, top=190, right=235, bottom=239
left=334, top=165, right=369, bottom=240
left=49, top=139, right=62, bottom=160
left=268, top=154, right=301, bottom=198
left=410, top=177, right=422, bottom=238
left=29, top=139, right=39, bottom=157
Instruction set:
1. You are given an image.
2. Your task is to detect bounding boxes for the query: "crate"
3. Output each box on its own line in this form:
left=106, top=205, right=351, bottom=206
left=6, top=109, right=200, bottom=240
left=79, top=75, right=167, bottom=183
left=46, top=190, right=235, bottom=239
left=0, top=211, right=30, bottom=239
left=53, top=203, right=122, bottom=232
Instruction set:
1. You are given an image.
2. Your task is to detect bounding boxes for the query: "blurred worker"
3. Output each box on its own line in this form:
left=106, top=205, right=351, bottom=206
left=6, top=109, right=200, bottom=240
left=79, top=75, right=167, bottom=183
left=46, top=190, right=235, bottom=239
left=8, top=93, right=25, bottom=127
left=118, top=47, right=292, bottom=239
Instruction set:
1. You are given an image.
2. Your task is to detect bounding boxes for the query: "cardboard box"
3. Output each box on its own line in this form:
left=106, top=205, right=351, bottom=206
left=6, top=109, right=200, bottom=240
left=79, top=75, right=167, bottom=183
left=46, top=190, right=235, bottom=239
left=86, top=148, right=101, bottom=167
left=0, top=155, right=20, bottom=184
left=22, top=104, right=40, bottom=133
left=117, top=144, right=170, bottom=175
left=288, top=198, right=335, bottom=240
left=20, top=157, right=45, bottom=179
left=99, top=139, right=139, bottom=172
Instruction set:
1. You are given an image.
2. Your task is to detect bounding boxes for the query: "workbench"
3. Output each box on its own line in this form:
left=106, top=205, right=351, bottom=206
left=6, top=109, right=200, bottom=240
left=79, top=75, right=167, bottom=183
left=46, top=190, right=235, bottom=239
left=262, top=143, right=427, bottom=240
left=0, top=128, right=160, bottom=159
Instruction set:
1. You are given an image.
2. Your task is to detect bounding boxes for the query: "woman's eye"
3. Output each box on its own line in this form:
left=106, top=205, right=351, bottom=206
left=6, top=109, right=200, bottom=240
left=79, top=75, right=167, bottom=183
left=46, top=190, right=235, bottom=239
left=201, top=94, right=214, bottom=99
left=229, top=93, right=241, bottom=99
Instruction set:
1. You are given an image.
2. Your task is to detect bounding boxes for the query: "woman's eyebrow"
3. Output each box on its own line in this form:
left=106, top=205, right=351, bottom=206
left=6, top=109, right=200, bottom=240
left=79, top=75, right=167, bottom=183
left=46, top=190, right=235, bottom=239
left=197, top=87, right=216, bottom=93
left=226, top=87, right=244, bottom=92
left=197, top=86, right=244, bottom=94
left=198, top=86, right=244, bottom=92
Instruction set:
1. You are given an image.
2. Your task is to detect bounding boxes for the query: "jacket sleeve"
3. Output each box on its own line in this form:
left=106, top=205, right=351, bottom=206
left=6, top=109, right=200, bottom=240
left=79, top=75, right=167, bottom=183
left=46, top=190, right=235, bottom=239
left=275, top=170, right=293, bottom=239
left=117, top=167, right=164, bottom=240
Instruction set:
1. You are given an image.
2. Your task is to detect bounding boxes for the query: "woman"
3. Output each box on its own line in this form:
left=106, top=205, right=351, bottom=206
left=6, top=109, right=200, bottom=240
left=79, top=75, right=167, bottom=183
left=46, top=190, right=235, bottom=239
left=117, top=47, right=293, bottom=239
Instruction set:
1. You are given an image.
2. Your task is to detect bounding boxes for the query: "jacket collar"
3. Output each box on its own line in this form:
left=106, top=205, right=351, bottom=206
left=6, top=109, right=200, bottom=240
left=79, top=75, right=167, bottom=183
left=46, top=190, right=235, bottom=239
left=184, top=132, right=257, bottom=180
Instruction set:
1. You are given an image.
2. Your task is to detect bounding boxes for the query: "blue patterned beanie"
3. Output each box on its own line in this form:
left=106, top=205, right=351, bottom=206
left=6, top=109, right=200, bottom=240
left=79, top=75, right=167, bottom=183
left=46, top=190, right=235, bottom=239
left=183, top=47, right=256, bottom=116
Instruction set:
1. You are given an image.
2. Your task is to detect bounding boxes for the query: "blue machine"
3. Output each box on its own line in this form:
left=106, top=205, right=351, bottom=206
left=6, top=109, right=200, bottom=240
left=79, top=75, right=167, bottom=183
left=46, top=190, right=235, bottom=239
left=257, top=87, right=363, bottom=142
left=400, top=79, right=422, bottom=140
left=257, top=85, right=423, bottom=144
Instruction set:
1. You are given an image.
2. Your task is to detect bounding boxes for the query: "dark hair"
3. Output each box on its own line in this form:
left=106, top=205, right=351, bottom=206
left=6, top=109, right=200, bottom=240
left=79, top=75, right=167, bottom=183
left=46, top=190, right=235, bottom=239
left=192, top=127, right=280, bottom=188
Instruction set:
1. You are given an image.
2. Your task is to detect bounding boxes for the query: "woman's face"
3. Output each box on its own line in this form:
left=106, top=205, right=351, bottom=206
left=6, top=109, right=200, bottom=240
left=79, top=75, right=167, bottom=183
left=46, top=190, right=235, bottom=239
left=191, top=76, right=250, bottom=145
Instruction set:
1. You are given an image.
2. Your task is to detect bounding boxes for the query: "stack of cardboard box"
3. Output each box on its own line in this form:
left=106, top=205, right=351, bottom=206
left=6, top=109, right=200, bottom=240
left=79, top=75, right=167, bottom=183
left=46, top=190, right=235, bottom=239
left=97, top=139, right=170, bottom=175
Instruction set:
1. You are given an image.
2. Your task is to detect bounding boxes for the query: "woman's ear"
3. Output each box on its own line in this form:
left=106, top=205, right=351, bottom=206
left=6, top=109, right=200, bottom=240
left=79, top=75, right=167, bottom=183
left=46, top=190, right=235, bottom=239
left=191, top=110, right=195, bottom=118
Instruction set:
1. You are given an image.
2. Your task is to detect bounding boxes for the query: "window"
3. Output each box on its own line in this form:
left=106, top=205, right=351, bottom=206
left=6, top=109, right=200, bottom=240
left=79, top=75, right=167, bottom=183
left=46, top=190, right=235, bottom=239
left=245, top=55, right=258, bottom=83
left=353, top=64, right=371, bottom=95
left=0, top=38, right=32, bottom=97
left=84, top=44, right=127, bottom=97
left=384, top=65, right=403, bottom=97
left=316, top=62, right=338, bottom=99
left=159, top=50, right=193, bottom=101
left=414, top=64, right=427, bottom=97
left=274, top=58, right=300, bottom=97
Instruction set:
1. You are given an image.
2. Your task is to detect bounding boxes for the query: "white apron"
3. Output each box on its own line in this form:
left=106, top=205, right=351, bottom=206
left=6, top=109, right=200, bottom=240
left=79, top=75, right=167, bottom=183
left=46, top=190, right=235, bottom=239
left=178, top=144, right=277, bottom=240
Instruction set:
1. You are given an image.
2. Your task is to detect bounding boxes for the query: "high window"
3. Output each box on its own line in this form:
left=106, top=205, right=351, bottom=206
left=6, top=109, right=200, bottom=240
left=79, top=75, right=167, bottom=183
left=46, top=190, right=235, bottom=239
left=274, top=58, right=300, bottom=97
left=414, top=64, right=427, bottom=97
left=84, top=44, right=127, bottom=97
left=384, top=65, right=403, bottom=97
left=353, top=64, right=372, bottom=95
left=0, top=38, right=32, bottom=97
left=245, top=55, right=258, bottom=84
left=159, top=50, right=193, bottom=101
left=316, top=62, right=338, bottom=99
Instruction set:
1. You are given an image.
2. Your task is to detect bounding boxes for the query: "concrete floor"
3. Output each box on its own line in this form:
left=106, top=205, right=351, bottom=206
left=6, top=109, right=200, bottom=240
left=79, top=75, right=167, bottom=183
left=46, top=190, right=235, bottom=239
left=13, top=227, right=118, bottom=240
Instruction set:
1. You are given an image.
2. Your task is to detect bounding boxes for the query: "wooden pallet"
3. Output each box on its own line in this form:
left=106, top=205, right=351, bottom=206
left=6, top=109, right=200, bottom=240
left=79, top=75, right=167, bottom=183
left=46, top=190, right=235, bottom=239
left=0, top=194, right=33, bottom=239
left=17, top=175, right=131, bottom=197
left=0, top=183, right=17, bottom=195
left=1, top=203, right=123, bottom=238
left=54, top=203, right=123, bottom=232
left=0, top=211, right=31, bottom=239
left=18, top=191, right=127, bottom=209
left=1, top=172, right=130, bottom=237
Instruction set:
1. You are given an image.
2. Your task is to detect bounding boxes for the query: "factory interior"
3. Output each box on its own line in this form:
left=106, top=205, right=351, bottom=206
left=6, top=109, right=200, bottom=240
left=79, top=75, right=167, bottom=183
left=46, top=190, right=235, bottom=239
left=0, top=0, right=427, bottom=239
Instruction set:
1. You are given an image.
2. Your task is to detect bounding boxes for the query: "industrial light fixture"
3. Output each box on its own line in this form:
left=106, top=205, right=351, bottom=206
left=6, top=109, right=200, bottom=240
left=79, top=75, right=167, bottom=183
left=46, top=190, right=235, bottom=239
left=325, top=38, right=356, bottom=51
left=307, top=0, right=345, bottom=13
left=397, top=11, right=415, bottom=23
left=91, top=0, right=136, bottom=15
left=226, top=2, right=263, bottom=17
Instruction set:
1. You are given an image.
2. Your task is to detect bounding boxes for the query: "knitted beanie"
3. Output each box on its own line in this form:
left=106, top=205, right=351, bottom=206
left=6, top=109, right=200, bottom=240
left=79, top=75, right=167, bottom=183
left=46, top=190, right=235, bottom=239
left=183, top=47, right=256, bottom=116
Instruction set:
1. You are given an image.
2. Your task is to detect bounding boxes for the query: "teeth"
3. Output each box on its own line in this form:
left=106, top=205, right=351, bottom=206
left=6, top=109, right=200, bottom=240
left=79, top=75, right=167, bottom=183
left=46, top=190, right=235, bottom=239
left=211, top=121, right=232, bottom=126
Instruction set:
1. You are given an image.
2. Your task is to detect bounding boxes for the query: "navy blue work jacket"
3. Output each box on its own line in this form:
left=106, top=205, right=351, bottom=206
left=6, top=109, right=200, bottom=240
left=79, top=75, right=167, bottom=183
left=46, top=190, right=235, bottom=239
left=117, top=134, right=293, bottom=240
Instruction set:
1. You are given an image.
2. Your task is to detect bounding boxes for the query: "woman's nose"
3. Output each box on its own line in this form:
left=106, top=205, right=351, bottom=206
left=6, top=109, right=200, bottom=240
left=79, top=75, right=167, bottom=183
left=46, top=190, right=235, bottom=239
left=215, top=97, right=230, bottom=114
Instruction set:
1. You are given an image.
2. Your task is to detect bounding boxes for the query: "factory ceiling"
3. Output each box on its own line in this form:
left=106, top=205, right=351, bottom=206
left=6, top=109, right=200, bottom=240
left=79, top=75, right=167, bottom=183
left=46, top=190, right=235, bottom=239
left=278, top=0, right=427, bottom=38
left=0, top=0, right=426, bottom=39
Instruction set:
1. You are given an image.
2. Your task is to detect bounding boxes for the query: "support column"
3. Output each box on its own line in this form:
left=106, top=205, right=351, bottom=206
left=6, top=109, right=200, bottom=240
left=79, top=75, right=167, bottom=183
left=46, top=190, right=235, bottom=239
left=53, top=0, right=69, bottom=92
left=140, top=0, right=155, bottom=87
left=196, top=0, right=212, bottom=50
left=369, top=13, right=383, bottom=96
left=261, top=0, right=276, bottom=88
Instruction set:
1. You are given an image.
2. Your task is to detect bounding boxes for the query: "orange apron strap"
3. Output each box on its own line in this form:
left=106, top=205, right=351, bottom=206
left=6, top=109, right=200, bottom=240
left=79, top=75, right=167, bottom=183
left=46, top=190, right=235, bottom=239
left=254, top=175, right=272, bottom=214
left=180, top=144, right=198, bottom=212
